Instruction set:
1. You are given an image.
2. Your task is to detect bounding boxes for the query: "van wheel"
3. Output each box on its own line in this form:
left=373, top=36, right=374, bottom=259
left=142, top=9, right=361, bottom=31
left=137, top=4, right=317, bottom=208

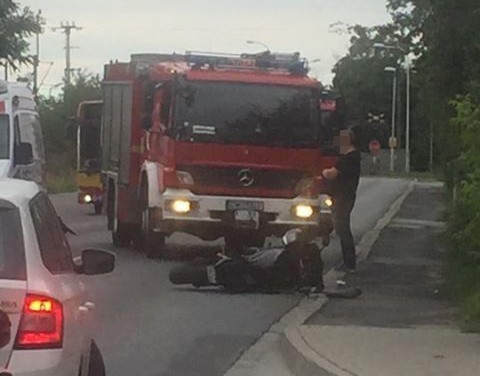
left=87, top=340, right=105, bottom=376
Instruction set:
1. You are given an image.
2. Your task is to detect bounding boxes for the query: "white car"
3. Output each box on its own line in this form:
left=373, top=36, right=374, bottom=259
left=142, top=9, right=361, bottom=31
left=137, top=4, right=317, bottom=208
left=0, top=178, right=115, bottom=376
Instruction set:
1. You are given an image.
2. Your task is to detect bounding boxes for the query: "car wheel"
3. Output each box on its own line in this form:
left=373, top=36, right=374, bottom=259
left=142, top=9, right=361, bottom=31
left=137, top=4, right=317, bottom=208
left=87, top=340, right=105, bottom=376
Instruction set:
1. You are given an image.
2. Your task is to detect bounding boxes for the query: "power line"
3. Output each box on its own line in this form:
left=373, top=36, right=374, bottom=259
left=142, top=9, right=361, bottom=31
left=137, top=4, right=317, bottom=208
left=52, top=21, right=83, bottom=86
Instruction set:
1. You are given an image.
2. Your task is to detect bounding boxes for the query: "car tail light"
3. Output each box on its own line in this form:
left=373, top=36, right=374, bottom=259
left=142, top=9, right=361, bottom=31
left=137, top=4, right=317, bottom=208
left=14, top=294, right=63, bottom=350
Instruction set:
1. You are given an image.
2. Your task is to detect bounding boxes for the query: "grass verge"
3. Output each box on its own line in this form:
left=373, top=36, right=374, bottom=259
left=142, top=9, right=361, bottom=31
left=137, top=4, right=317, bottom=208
left=45, top=169, right=77, bottom=194
left=445, top=247, right=480, bottom=332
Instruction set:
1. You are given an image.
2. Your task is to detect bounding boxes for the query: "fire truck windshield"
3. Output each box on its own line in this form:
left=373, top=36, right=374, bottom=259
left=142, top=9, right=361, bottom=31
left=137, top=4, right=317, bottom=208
left=0, top=115, right=9, bottom=159
left=173, top=81, right=319, bottom=147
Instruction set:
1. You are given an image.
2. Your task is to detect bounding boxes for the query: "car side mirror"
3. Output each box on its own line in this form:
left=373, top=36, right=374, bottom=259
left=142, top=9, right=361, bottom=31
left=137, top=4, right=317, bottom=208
left=14, top=142, right=34, bottom=165
left=75, top=249, right=115, bottom=275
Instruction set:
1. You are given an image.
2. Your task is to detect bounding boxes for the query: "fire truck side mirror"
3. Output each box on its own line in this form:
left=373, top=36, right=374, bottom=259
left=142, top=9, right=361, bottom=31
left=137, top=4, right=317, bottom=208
left=141, top=114, right=152, bottom=130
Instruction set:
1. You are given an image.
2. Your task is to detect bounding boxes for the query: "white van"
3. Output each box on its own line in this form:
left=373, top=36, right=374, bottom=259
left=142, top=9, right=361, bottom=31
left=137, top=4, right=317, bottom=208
left=0, top=81, right=45, bottom=184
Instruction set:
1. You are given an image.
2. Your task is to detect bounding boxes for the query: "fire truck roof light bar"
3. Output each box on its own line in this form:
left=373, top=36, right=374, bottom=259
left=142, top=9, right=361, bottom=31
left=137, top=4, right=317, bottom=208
left=185, top=51, right=309, bottom=75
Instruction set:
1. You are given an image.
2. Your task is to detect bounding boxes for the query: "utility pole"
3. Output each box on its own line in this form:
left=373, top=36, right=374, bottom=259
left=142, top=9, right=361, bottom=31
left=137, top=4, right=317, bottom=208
left=33, top=10, right=45, bottom=96
left=405, top=55, right=411, bottom=173
left=385, top=66, right=397, bottom=173
left=373, top=43, right=412, bottom=174
left=52, top=21, right=82, bottom=86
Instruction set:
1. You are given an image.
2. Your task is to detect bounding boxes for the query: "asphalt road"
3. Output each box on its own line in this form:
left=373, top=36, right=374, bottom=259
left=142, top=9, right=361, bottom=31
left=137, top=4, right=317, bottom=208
left=51, top=177, right=410, bottom=376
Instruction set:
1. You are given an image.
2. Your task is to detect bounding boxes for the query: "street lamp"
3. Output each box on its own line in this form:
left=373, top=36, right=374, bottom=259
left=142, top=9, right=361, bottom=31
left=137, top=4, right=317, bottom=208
left=374, top=43, right=412, bottom=173
left=384, top=66, right=397, bottom=173
left=246, top=40, right=271, bottom=52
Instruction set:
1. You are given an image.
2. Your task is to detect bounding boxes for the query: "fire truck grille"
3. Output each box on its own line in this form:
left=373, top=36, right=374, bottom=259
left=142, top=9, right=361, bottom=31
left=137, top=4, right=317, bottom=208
left=179, top=166, right=308, bottom=195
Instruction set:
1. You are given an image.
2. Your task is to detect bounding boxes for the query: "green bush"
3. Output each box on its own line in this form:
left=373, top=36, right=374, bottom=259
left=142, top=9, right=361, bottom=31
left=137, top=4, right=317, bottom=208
left=447, top=92, right=480, bottom=331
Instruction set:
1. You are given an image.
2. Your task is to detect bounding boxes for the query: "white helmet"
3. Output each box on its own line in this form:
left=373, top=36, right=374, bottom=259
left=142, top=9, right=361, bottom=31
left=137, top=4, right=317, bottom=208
left=282, top=228, right=303, bottom=246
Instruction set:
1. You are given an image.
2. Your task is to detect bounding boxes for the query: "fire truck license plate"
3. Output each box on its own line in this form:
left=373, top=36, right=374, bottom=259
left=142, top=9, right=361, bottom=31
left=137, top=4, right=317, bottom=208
left=233, top=210, right=260, bottom=229
left=226, top=200, right=264, bottom=212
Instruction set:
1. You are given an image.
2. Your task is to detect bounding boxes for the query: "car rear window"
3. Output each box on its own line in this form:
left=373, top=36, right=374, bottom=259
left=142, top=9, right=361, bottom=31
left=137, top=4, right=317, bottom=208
left=29, top=193, right=73, bottom=274
left=0, top=200, right=26, bottom=280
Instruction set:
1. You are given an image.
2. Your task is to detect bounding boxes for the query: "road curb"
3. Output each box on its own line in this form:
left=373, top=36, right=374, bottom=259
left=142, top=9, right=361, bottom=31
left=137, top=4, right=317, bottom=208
left=280, top=326, right=355, bottom=376
left=280, top=180, right=416, bottom=376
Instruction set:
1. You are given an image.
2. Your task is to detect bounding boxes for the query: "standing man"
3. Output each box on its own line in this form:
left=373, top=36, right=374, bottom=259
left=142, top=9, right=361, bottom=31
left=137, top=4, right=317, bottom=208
left=322, top=129, right=361, bottom=272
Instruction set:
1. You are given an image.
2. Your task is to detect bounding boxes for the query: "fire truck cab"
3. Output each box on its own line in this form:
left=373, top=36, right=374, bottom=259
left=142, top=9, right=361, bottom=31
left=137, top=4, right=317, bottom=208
left=0, top=81, right=44, bottom=184
left=102, top=51, right=337, bottom=258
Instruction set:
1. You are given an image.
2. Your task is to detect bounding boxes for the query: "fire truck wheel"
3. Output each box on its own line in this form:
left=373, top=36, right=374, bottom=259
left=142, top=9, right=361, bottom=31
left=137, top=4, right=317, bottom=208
left=141, top=208, right=166, bottom=259
left=112, top=221, right=132, bottom=247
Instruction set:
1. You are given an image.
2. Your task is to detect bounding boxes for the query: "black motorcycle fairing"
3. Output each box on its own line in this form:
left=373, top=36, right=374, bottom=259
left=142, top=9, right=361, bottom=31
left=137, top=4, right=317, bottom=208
left=214, top=258, right=255, bottom=292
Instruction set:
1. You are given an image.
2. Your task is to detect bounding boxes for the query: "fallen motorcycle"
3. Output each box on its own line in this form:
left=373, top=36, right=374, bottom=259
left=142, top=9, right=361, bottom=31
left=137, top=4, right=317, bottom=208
left=169, top=229, right=326, bottom=293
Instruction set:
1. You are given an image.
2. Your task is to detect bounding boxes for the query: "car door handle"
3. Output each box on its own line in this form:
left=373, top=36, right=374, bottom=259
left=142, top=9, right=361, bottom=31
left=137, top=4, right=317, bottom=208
left=84, top=302, right=95, bottom=310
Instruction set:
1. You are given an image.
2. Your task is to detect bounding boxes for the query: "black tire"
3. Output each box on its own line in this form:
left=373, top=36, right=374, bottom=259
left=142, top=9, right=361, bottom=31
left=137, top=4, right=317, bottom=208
left=94, top=200, right=103, bottom=215
left=112, top=221, right=132, bottom=247
left=169, top=265, right=210, bottom=287
left=87, top=340, right=106, bottom=376
left=140, top=208, right=166, bottom=259
left=138, top=180, right=166, bottom=259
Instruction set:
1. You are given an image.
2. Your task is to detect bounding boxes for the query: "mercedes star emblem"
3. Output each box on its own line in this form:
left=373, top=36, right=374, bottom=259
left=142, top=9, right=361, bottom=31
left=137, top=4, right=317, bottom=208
left=238, top=169, right=255, bottom=187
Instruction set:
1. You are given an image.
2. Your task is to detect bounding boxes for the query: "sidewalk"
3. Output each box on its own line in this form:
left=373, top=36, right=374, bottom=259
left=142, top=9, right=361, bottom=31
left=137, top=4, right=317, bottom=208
left=281, top=182, right=480, bottom=376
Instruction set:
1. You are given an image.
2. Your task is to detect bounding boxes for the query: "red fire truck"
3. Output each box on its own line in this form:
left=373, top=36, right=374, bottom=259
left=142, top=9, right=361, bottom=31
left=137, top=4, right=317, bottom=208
left=101, top=51, right=338, bottom=258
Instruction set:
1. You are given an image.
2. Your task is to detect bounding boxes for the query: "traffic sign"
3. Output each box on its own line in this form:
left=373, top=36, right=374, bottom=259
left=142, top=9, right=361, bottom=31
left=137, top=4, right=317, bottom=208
left=369, top=139, right=381, bottom=156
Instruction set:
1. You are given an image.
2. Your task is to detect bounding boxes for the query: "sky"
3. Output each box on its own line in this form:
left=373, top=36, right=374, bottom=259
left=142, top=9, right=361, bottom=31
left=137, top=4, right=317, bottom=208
left=15, top=0, right=391, bottom=95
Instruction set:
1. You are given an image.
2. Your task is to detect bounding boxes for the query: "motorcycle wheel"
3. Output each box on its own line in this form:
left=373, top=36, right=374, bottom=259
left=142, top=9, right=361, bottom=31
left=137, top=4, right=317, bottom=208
left=169, top=265, right=211, bottom=287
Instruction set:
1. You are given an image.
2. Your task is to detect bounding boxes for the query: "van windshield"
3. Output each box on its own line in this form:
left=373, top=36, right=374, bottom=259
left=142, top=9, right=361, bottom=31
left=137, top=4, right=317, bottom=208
left=0, top=115, right=9, bottom=159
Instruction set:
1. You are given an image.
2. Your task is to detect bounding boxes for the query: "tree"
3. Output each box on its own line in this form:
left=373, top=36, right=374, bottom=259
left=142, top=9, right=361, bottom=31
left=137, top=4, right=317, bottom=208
left=385, top=0, right=480, bottom=329
left=332, top=24, right=410, bottom=153
left=38, top=71, right=102, bottom=172
left=0, top=0, right=40, bottom=71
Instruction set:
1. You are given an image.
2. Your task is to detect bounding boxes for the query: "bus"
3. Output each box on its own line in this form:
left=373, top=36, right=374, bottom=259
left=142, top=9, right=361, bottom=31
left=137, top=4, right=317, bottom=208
left=76, top=100, right=104, bottom=214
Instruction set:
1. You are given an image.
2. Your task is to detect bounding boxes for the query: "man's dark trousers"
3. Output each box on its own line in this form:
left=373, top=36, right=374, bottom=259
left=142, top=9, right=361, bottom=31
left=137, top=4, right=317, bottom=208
left=334, top=195, right=356, bottom=269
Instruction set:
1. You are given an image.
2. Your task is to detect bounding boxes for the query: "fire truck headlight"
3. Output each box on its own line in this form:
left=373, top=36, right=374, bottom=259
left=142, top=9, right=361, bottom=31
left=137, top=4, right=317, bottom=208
left=295, top=204, right=314, bottom=219
left=171, top=199, right=192, bottom=214
left=84, top=194, right=93, bottom=204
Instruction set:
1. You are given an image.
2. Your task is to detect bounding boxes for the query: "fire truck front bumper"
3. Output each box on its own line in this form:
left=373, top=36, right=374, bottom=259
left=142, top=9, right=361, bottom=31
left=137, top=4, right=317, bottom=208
left=152, top=189, right=334, bottom=240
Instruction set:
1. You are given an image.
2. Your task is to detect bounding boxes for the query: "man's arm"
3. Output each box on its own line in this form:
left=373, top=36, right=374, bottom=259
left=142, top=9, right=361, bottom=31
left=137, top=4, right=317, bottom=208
left=322, top=167, right=339, bottom=180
